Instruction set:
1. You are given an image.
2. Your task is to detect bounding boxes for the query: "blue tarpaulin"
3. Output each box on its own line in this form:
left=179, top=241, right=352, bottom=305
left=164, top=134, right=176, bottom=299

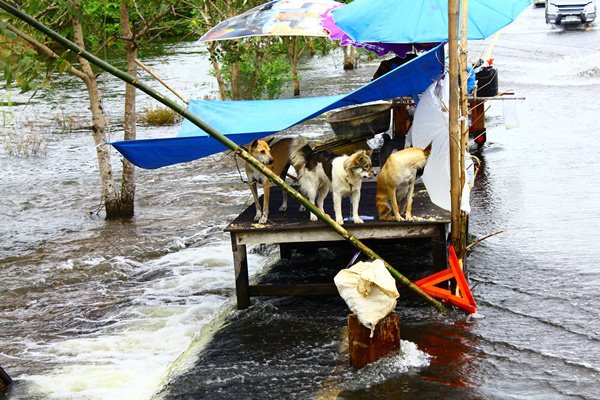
left=110, top=43, right=444, bottom=169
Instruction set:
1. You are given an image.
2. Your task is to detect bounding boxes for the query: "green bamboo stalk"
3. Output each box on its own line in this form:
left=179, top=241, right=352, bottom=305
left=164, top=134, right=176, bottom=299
left=0, top=0, right=448, bottom=312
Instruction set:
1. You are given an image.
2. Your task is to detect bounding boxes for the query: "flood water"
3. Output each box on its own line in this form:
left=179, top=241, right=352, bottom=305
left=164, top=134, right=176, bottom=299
left=1, top=6, right=600, bottom=400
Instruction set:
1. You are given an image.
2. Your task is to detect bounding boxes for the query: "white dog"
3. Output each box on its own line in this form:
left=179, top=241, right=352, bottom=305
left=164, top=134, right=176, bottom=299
left=289, top=136, right=375, bottom=224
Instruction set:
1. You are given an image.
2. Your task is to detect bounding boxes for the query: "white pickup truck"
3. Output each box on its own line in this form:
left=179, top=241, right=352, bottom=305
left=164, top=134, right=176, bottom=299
left=545, top=0, right=597, bottom=25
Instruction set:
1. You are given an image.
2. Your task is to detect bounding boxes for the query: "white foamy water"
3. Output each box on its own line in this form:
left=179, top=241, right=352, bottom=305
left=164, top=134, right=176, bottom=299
left=354, top=340, right=432, bottom=379
left=18, top=243, right=271, bottom=400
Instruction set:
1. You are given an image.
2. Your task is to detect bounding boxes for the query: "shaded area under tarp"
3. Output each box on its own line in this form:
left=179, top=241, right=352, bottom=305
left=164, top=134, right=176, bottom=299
left=110, top=44, right=444, bottom=170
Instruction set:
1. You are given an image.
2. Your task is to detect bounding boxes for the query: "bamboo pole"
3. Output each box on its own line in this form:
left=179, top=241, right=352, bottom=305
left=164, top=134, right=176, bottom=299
left=134, top=58, right=189, bottom=104
left=0, top=1, right=448, bottom=312
left=448, top=0, right=462, bottom=253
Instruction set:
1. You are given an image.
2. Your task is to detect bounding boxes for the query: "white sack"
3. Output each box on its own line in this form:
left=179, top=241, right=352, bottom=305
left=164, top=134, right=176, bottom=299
left=408, top=76, right=471, bottom=213
left=334, top=259, right=399, bottom=336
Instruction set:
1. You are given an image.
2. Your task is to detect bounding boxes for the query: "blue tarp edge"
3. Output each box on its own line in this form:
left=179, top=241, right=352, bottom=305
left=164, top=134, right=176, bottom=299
left=110, top=43, right=444, bottom=169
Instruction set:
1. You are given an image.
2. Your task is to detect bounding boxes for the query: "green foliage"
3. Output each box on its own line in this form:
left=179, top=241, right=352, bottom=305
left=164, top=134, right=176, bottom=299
left=218, top=38, right=293, bottom=100
left=0, top=0, right=202, bottom=92
left=309, top=37, right=338, bottom=56
left=241, top=50, right=292, bottom=99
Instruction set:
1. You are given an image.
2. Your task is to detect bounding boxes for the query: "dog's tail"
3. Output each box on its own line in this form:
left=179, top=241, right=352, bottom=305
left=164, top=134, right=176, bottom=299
left=289, top=136, right=311, bottom=171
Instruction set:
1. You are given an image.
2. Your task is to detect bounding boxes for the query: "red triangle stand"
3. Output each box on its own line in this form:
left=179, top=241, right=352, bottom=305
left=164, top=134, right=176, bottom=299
left=415, top=246, right=477, bottom=314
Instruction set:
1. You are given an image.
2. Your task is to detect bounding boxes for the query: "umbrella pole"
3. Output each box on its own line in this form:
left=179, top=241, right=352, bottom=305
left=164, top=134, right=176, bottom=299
left=0, top=1, right=448, bottom=312
left=448, top=0, right=463, bottom=256
left=457, top=0, right=470, bottom=262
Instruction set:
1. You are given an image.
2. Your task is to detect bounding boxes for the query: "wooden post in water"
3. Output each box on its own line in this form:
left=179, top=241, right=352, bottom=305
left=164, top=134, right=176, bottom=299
left=458, top=0, right=470, bottom=263
left=448, top=0, right=468, bottom=261
left=0, top=365, right=12, bottom=391
left=347, top=313, right=401, bottom=368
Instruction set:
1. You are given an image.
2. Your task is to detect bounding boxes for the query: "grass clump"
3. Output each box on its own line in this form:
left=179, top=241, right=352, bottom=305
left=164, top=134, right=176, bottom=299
left=3, top=131, right=47, bottom=157
left=138, top=106, right=182, bottom=126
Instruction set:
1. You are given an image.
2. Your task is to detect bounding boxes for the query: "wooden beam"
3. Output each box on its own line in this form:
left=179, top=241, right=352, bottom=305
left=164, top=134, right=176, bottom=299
left=232, top=224, right=444, bottom=246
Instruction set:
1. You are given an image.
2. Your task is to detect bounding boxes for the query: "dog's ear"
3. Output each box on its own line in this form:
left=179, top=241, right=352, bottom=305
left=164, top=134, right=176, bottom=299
left=365, top=149, right=373, bottom=157
left=250, top=139, right=259, bottom=149
left=423, top=142, right=433, bottom=156
left=265, top=137, right=275, bottom=146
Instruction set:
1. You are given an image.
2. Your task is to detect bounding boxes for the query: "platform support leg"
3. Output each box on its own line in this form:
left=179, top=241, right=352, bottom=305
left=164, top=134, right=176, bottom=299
left=432, top=224, right=449, bottom=271
left=231, top=234, right=250, bottom=309
left=0, top=365, right=12, bottom=391
left=280, top=243, right=293, bottom=259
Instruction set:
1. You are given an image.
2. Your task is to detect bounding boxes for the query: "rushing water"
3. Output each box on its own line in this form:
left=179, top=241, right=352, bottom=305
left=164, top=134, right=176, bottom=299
left=2, top=6, right=600, bottom=400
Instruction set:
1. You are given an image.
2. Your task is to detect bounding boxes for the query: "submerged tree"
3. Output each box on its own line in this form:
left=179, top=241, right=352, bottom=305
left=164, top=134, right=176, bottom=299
left=0, top=0, right=191, bottom=218
left=193, top=1, right=335, bottom=99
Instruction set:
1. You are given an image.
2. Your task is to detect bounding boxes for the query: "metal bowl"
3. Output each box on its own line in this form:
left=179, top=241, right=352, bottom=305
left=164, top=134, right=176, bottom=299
left=327, top=103, right=391, bottom=138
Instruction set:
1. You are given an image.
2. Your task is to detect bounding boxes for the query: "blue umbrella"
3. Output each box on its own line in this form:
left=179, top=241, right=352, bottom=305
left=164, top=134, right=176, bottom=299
left=331, top=0, right=530, bottom=44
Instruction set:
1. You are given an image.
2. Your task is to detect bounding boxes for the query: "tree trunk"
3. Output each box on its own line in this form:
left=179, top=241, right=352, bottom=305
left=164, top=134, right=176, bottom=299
left=71, top=5, right=120, bottom=217
left=343, top=45, right=355, bottom=70
left=118, top=0, right=136, bottom=218
left=305, top=37, right=315, bottom=57
left=284, top=37, right=301, bottom=96
left=230, top=60, right=241, bottom=100
left=207, top=42, right=227, bottom=100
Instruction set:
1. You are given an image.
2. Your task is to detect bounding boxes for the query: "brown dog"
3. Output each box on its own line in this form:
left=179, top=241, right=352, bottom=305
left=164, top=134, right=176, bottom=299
left=376, top=143, right=431, bottom=221
left=246, top=137, right=294, bottom=224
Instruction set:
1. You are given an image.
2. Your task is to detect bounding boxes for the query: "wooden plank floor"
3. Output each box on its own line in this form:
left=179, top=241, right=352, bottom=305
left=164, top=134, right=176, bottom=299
left=225, top=180, right=451, bottom=308
left=225, top=180, right=450, bottom=233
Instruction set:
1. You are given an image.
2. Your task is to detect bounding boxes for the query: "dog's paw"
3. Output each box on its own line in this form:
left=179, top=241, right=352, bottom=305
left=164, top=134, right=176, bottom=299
left=259, top=215, right=268, bottom=224
left=253, top=214, right=261, bottom=222
left=394, top=215, right=405, bottom=222
left=336, top=218, right=344, bottom=225
left=279, top=205, right=287, bottom=212
left=310, top=214, right=318, bottom=222
left=353, top=217, right=364, bottom=224
left=299, top=204, right=306, bottom=212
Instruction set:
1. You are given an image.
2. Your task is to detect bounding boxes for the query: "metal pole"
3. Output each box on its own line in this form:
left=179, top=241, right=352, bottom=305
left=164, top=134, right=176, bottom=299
left=0, top=0, right=448, bottom=312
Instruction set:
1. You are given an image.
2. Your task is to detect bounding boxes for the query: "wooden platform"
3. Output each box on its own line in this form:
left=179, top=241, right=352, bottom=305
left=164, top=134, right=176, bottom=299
left=225, top=181, right=450, bottom=309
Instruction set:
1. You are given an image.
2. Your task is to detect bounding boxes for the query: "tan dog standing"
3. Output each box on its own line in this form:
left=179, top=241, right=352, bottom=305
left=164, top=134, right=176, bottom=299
left=376, top=143, right=431, bottom=221
left=246, top=138, right=294, bottom=224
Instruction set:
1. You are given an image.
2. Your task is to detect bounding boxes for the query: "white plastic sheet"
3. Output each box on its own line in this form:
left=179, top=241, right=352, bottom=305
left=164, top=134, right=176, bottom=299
left=334, top=259, right=399, bottom=336
left=408, top=77, right=471, bottom=213
left=503, top=98, right=521, bottom=129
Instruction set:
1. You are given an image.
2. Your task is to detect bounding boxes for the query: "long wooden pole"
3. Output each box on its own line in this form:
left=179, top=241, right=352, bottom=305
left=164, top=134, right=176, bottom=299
left=448, top=0, right=462, bottom=253
left=0, top=1, right=448, bottom=312
left=457, top=0, right=469, bottom=261
left=134, top=58, right=189, bottom=104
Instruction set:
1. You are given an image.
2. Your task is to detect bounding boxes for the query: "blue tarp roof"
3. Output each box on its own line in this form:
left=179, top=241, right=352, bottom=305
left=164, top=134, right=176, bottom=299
left=110, top=43, right=444, bottom=169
